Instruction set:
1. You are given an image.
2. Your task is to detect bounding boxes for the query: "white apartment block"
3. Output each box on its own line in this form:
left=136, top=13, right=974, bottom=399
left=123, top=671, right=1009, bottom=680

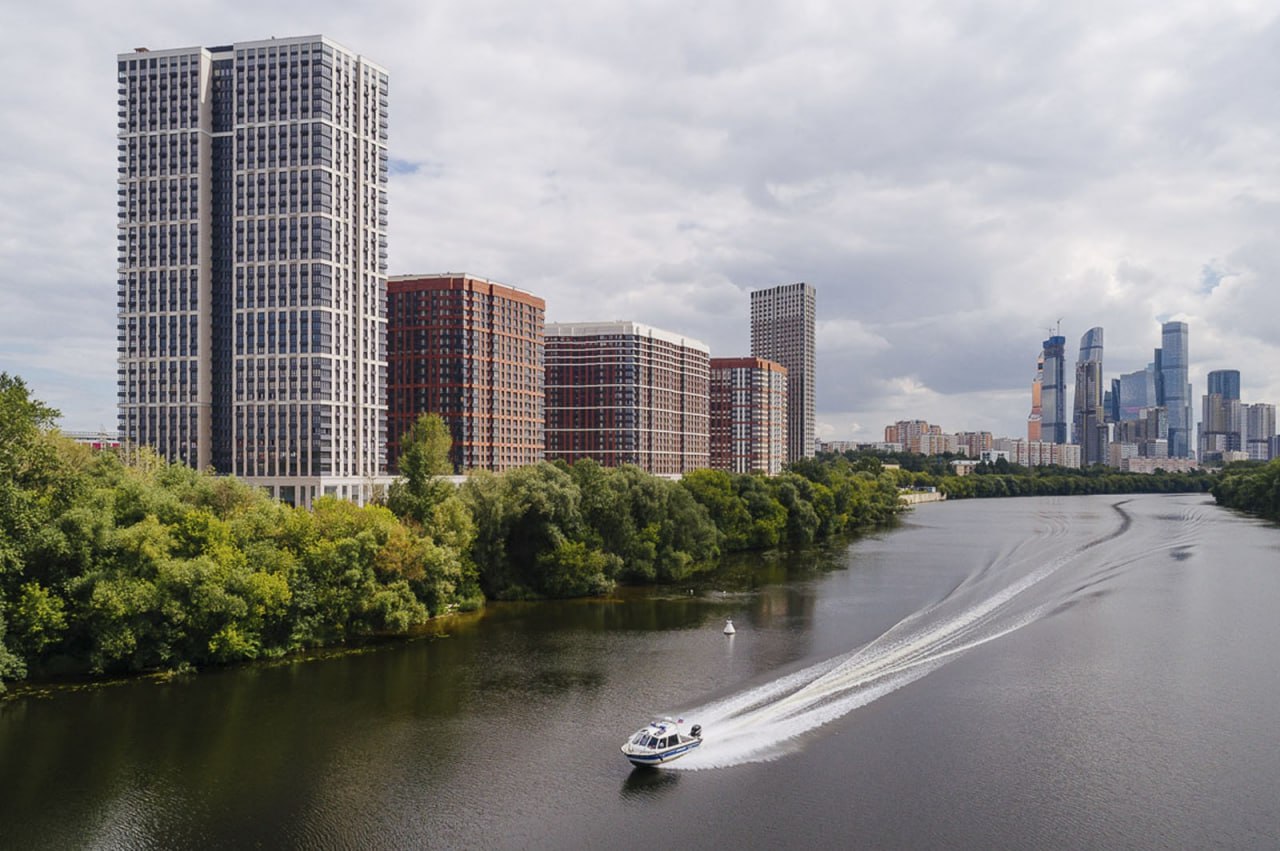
left=751, top=282, right=816, bottom=463
left=991, top=438, right=1082, bottom=468
left=117, top=35, right=389, bottom=506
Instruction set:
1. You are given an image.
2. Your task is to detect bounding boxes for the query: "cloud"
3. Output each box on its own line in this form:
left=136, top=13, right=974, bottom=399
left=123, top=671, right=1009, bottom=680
left=1, top=1, right=1278, bottom=442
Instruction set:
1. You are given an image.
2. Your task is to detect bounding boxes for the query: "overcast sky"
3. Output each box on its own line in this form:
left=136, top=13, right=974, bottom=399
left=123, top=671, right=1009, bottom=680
left=2, top=0, right=1277, bottom=441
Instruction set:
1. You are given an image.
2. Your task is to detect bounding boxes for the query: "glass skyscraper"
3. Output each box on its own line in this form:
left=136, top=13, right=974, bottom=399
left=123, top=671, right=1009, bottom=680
left=1040, top=335, right=1068, bottom=444
left=1158, top=321, right=1191, bottom=458
left=116, top=35, right=389, bottom=505
left=1207, top=369, right=1241, bottom=401
left=1072, top=327, right=1107, bottom=465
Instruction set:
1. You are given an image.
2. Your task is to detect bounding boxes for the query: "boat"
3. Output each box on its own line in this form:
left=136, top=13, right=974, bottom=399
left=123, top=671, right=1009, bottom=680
left=621, top=717, right=703, bottom=767
left=723, top=617, right=736, bottom=635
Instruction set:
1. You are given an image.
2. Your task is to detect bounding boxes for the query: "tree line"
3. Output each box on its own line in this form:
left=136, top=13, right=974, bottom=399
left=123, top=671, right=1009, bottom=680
left=0, top=374, right=902, bottom=690
left=1211, top=460, right=1280, bottom=522
left=822, top=450, right=1214, bottom=499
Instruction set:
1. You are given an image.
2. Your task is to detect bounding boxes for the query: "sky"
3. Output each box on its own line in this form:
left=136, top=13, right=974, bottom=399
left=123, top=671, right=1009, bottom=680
left=2, top=0, right=1278, bottom=441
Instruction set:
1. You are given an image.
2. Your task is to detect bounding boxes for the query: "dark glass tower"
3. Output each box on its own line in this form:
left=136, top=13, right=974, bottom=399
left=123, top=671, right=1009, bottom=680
left=1207, top=369, right=1240, bottom=401
left=1040, top=335, right=1068, bottom=444
left=1159, top=322, right=1191, bottom=458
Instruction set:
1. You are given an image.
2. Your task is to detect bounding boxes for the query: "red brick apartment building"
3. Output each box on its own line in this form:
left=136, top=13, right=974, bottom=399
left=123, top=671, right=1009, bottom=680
left=387, top=274, right=544, bottom=473
left=709, top=357, right=788, bottom=475
left=545, top=321, right=709, bottom=476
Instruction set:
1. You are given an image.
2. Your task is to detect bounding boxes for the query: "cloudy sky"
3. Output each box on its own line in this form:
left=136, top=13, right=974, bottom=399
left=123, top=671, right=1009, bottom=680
left=2, top=0, right=1278, bottom=441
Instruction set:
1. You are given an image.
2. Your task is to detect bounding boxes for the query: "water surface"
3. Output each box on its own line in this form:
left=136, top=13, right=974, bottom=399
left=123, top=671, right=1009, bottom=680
left=3, top=494, right=1278, bottom=848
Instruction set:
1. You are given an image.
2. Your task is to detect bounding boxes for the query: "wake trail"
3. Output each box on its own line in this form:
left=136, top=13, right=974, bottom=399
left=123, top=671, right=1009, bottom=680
left=672, top=499, right=1142, bottom=769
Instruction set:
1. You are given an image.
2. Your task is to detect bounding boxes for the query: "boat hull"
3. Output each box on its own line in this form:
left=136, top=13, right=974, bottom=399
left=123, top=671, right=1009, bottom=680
left=622, top=737, right=702, bottom=767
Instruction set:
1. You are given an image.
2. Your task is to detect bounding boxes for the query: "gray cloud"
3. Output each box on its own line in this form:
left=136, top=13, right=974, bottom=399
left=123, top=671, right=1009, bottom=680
left=2, top=1, right=1278, bottom=439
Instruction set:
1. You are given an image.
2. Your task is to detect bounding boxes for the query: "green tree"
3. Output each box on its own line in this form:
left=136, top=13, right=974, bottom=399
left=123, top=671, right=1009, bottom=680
left=388, top=413, right=455, bottom=523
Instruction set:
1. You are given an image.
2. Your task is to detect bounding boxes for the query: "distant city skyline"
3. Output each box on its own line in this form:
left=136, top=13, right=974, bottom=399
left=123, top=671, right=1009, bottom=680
left=2, top=5, right=1279, bottom=442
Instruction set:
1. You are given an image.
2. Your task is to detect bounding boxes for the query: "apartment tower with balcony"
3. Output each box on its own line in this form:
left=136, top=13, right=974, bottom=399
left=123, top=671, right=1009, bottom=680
left=709, top=357, right=788, bottom=475
left=116, top=35, right=389, bottom=505
left=544, top=321, right=710, bottom=475
left=386, top=274, right=545, bottom=473
left=750, top=282, right=816, bottom=463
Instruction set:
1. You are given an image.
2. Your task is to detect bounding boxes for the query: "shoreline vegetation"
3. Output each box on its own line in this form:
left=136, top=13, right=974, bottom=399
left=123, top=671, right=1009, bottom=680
left=1211, top=460, right=1280, bottom=522
left=0, top=371, right=1240, bottom=693
left=1, top=374, right=903, bottom=692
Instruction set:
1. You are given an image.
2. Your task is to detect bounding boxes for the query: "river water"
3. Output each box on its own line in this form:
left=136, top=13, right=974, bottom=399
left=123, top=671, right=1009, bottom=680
left=3, top=493, right=1279, bottom=849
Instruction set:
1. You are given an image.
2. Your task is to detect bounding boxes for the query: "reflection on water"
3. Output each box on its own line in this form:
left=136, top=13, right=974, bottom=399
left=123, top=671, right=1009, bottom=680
left=620, top=767, right=682, bottom=800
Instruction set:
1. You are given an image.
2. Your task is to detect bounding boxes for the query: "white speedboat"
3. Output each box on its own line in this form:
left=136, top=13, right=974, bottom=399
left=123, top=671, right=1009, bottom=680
left=621, top=717, right=703, bottom=767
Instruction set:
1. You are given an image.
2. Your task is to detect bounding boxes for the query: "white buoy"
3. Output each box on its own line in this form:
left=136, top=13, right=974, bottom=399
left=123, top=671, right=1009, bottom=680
left=723, top=617, right=736, bottom=635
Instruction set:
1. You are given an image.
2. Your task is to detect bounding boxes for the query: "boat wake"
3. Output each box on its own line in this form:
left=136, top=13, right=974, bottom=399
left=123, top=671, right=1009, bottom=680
left=671, top=498, right=1206, bottom=769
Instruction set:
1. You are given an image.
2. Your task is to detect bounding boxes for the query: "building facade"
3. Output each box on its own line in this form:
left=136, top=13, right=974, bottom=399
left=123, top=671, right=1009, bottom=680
left=387, top=274, right=545, bottom=473
left=955, top=431, right=994, bottom=459
left=1207, top=369, right=1241, bottom=401
left=1199, top=393, right=1243, bottom=462
left=1114, top=367, right=1155, bottom=421
left=1040, top=335, right=1068, bottom=443
left=991, top=438, right=1082, bottom=468
left=709, top=357, right=787, bottom=475
left=1245, top=403, right=1276, bottom=461
left=1072, top=327, right=1108, bottom=465
left=117, top=35, right=389, bottom=506
left=544, top=321, right=710, bottom=475
left=1027, top=351, right=1044, bottom=441
left=1158, top=321, right=1192, bottom=458
left=750, top=282, right=815, bottom=462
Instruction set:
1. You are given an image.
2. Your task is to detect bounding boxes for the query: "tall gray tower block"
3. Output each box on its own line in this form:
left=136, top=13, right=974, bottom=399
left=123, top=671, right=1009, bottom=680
left=117, top=36, right=389, bottom=505
left=750, top=282, right=816, bottom=463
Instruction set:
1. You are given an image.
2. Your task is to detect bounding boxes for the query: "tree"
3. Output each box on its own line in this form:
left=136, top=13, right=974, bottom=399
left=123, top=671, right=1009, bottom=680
left=388, top=414, right=454, bottom=523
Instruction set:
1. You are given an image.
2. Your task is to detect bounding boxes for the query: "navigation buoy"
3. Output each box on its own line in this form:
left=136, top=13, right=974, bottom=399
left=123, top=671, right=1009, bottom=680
left=723, top=618, right=736, bottom=635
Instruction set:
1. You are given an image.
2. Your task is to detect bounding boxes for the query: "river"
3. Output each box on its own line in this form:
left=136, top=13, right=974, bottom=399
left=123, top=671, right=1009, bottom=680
left=2, top=493, right=1278, bottom=849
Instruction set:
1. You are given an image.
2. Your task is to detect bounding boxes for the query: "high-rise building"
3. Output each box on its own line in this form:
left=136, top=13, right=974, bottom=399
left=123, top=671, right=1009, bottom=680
left=955, top=431, right=994, bottom=458
left=1072, top=327, right=1108, bottom=465
left=1115, top=367, right=1155, bottom=421
left=387, top=274, right=545, bottom=474
left=750, top=282, right=815, bottom=463
left=1028, top=352, right=1043, bottom=441
left=1040, top=335, right=1068, bottom=444
left=709, top=357, right=787, bottom=475
left=1244, top=403, right=1275, bottom=461
left=1159, top=321, right=1191, bottom=458
left=544, top=321, right=709, bottom=475
left=1198, top=393, right=1243, bottom=461
left=116, top=36, right=389, bottom=506
left=1207, top=369, right=1241, bottom=401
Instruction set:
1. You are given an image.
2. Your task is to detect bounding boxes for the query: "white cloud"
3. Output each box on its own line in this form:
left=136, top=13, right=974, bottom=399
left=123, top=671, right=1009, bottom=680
left=1, top=0, right=1278, bottom=441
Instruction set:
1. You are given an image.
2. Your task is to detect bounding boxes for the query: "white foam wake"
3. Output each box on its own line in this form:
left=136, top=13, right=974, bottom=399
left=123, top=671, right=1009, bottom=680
left=670, top=500, right=1169, bottom=769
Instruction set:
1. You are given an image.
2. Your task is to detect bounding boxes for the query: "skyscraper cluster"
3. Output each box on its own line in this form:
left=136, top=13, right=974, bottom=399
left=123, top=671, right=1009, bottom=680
left=879, top=316, right=1276, bottom=473
left=116, top=36, right=817, bottom=500
left=1025, top=318, right=1275, bottom=467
